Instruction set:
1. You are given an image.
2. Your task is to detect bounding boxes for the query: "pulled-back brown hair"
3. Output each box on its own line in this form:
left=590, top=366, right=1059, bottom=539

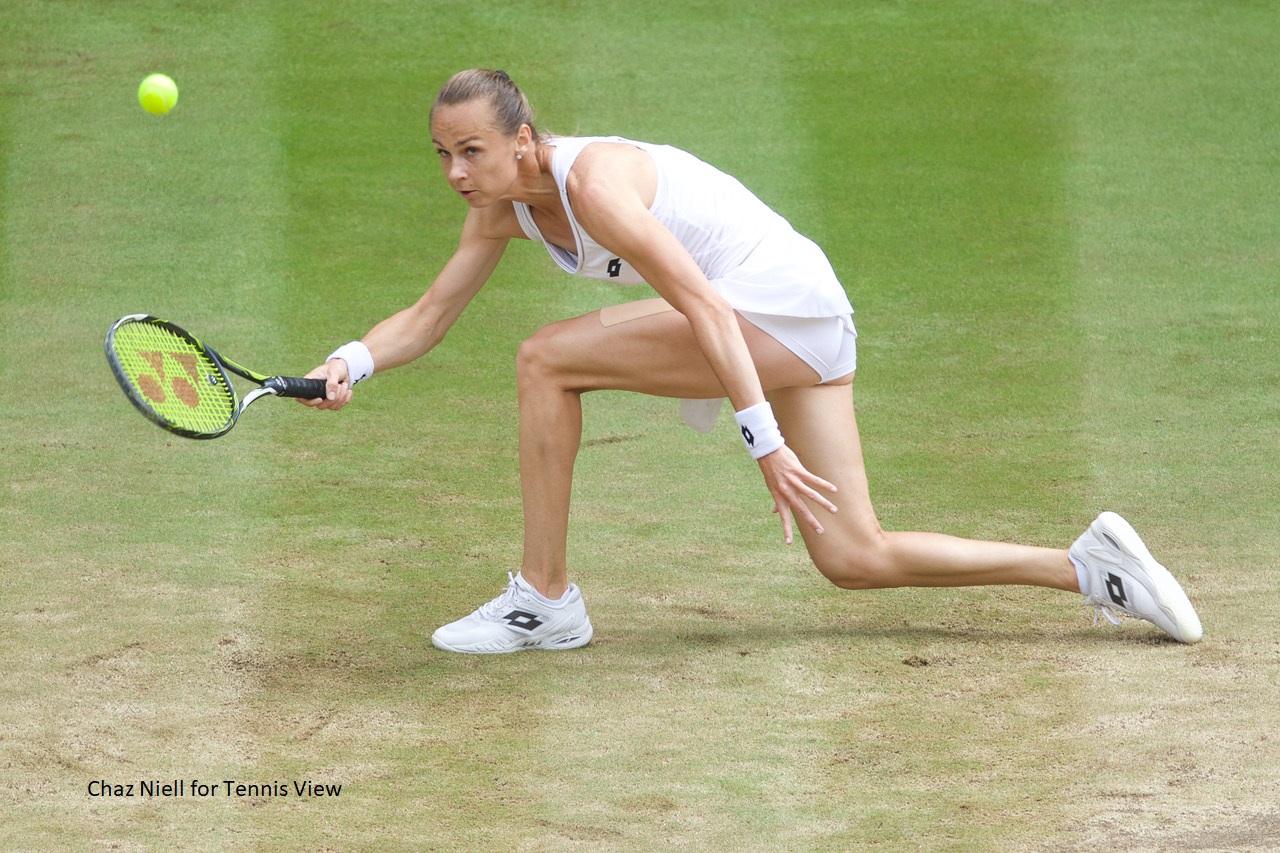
left=430, top=69, right=541, bottom=141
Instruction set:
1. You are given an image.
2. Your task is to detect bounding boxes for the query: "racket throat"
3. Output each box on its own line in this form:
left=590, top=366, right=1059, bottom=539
left=241, top=386, right=281, bottom=408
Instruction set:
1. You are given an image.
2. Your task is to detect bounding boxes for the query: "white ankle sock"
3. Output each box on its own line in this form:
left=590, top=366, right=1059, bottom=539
left=515, top=572, right=568, bottom=606
left=1070, top=555, right=1090, bottom=596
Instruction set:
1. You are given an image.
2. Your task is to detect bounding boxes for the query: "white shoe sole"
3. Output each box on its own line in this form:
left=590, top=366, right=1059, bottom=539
left=1091, top=511, right=1203, bottom=643
left=430, top=620, right=594, bottom=655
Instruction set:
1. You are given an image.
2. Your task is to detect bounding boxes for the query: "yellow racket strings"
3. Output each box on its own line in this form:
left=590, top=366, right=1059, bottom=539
left=111, top=321, right=236, bottom=433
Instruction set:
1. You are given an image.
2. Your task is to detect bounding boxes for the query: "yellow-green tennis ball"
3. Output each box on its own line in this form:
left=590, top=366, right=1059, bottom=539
left=138, top=73, right=178, bottom=115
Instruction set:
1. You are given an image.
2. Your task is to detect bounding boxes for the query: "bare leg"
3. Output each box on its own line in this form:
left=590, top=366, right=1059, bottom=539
left=515, top=353, right=581, bottom=601
left=513, top=302, right=1078, bottom=597
left=769, top=382, right=1079, bottom=592
left=514, top=302, right=814, bottom=597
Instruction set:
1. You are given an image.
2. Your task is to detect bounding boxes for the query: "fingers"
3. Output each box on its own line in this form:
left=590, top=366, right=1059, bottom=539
left=789, top=493, right=825, bottom=538
left=324, top=372, right=347, bottom=403
left=774, top=488, right=829, bottom=542
left=798, top=475, right=839, bottom=514
left=776, top=500, right=795, bottom=545
left=297, top=360, right=353, bottom=410
left=760, top=448, right=839, bottom=543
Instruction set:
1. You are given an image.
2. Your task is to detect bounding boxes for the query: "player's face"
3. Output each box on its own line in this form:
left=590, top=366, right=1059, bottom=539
left=430, top=100, right=521, bottom=207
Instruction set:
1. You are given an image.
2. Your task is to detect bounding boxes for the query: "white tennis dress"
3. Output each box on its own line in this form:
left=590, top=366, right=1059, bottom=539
left=512, top=136, right=857, bottom=428
left=513, top=136, right=854, bottom=319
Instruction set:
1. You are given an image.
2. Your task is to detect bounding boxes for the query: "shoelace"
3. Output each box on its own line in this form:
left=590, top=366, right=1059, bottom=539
left=1088, top=602, right=1125, bottom=627
left=473, top=572, right=522, bottom=620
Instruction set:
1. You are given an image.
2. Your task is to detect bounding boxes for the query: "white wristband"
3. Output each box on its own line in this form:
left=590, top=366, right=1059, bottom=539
left=326, top=341, right=375, bottom=385
left=734, top=401, right=785, bottom=459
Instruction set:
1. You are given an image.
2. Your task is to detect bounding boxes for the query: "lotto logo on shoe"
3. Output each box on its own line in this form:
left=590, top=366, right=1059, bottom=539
left=502, top=610, right=546, bottom=632
left=1105, top=572, right=1129, bottom=608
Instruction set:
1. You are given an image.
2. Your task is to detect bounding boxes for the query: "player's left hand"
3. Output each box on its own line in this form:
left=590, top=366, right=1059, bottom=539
left=756, top=445, right=838, bottom=544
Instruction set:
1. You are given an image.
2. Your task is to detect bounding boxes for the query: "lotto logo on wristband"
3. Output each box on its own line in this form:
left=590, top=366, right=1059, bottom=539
left=326, top=341, right=375, bottom=385
left=734, top=402, right=784, bottom=459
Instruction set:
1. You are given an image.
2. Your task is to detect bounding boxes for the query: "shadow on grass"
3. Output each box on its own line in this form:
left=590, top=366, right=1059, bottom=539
left=593, top=616, right=1189, bottom=658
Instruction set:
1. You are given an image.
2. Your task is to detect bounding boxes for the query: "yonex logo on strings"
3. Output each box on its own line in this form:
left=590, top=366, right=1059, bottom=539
left=134, top=350, right=205, bottom=409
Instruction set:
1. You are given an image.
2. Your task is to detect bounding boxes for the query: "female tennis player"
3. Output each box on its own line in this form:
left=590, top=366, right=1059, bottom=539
left=304, top=69, right=1202, bottom=652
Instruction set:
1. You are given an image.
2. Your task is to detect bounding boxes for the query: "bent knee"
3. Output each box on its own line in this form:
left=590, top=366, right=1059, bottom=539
left=810, top=534, right=898, bottom=590
left=516, top=324, right=571, bottom=385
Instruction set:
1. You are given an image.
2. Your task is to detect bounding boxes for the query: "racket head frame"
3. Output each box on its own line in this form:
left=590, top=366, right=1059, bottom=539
left=105, top=314, right=330, bottom=439
left=105, top=314, right=247, bottom=439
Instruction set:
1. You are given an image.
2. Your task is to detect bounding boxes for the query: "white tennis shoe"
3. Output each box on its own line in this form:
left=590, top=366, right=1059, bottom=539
left=1070, top=511, right=1203, bottom=643
left=431, top=572, right=593, bottom=654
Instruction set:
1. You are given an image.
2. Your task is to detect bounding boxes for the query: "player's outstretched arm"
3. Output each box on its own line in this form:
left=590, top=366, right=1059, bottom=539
left=301, top=208, right=511, bottom=409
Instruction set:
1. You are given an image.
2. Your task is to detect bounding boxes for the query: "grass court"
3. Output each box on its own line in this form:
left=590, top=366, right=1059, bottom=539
left=2, top=1, right=1278, bottom=849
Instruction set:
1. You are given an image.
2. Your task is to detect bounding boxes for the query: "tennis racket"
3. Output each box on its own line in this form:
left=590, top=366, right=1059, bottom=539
left=104, top=314, right=328, bottom=439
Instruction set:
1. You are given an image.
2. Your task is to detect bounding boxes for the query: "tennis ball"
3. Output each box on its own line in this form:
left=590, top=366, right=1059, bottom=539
left=138, top=73, right=178, bottom=115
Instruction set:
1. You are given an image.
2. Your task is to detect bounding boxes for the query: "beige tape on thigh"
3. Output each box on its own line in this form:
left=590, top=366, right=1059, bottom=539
left=596, top=297, right=724, bottom=433
left=598, top=297, right=677, bottom=327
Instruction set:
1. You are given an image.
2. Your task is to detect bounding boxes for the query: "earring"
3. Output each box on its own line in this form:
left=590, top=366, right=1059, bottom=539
left=516, top=153, right=523, bottom=161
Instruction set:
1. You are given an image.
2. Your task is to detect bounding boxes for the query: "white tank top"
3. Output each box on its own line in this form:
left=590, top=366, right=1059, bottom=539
left=512, top=136, right=853, bottom=319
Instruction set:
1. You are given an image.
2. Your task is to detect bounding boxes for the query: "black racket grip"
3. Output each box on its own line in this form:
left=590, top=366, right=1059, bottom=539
left=264, top=376, right=331, bottom=399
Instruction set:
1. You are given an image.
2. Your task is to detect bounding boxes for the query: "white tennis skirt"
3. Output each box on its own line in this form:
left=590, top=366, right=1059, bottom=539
left=678, top=310, right=857, bottom=432
left=739, top=310, right=857, bottom=383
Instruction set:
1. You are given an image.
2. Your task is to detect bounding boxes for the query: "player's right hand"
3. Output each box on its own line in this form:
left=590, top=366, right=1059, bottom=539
left=756, top=444, right=838, bottom=545
left=297, top=359, right=354, bottom=410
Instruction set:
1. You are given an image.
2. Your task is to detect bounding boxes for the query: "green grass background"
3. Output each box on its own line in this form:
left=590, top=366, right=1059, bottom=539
left=2, top=1, right=1278, bottom=850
